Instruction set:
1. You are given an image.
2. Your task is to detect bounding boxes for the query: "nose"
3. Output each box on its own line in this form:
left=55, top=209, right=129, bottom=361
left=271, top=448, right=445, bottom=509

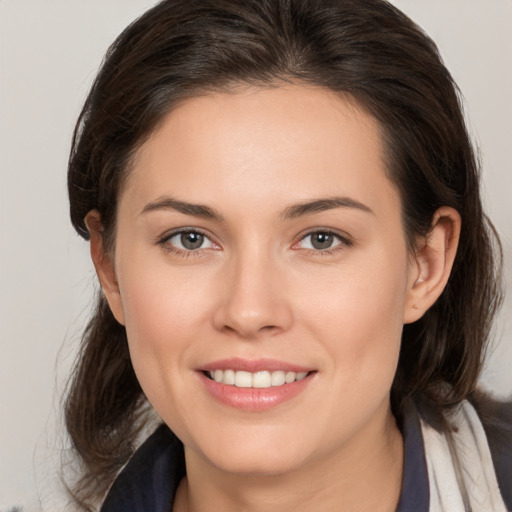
left=212, top=250, right=293, bottom=340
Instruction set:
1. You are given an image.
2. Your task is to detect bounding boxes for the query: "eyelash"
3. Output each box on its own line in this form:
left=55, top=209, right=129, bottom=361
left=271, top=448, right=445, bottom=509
left=293, top=229, right=353, bottom=257
left=156, top=228, right=353, bottom=257
left=156, top=228, right=217, bottom=258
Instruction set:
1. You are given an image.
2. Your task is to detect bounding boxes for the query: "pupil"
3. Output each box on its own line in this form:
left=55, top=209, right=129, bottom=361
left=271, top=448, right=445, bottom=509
left=312, top=233, right=333, bottom=250
left=181, top=232, right=203, bottom=250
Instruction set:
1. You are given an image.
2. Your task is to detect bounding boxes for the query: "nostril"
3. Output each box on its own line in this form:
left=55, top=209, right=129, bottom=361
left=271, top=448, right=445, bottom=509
left=221, top=323, right=280, bottom=339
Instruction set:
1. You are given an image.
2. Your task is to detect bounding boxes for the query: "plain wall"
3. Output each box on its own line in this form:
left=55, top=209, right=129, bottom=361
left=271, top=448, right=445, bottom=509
left=1, top=1, right=510, bottom=510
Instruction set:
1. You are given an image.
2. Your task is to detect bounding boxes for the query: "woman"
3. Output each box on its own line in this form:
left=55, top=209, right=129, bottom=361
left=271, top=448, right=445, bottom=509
left=65, top=0, right=511, bottom=510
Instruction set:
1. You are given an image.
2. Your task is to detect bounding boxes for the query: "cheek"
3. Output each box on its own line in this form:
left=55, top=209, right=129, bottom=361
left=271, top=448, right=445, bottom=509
left=114, top=253, right=214, bottom=402
left=117, top=236, right=213, bottom=332
left=291, top=249, right=408, bottom=438
left=117, top=273, right=214, bottom=445
left=297, top=245, right=409, bottom=378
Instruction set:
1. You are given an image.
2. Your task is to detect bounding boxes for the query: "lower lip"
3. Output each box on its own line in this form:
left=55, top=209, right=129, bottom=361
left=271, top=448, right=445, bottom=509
left=198, top=372, right=314, bottom=412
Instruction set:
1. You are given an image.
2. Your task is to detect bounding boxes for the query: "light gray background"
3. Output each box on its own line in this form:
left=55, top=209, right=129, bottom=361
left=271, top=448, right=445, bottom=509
left=1, top=1, right=511, bottom=510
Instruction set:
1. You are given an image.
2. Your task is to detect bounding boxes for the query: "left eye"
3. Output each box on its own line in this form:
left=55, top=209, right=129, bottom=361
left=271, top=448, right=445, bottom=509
left=167, top=231, right=215, bottom=251
left=297, top=231, right=343, bottom=251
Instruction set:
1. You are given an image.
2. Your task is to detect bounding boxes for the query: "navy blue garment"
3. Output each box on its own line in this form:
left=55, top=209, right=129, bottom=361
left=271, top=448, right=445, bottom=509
left=100, top=427, right=185, bottom=512
left=395, top=405, right=429, bottom=512
left=100, top=402, right=511, bottom=512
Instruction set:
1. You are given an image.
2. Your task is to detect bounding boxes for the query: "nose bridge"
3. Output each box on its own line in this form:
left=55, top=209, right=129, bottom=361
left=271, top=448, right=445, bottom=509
left=213, top=240, right=291, bottom=338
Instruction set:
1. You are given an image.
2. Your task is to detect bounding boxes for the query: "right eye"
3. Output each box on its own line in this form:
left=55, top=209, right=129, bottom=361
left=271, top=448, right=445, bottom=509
left=159, top=230, right=217, bottom=253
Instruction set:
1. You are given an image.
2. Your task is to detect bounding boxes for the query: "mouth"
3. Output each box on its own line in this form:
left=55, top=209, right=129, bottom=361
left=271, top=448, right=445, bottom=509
left=198, top=359, right=316, bottom=411
left=203, top=369, right=310, bottom=388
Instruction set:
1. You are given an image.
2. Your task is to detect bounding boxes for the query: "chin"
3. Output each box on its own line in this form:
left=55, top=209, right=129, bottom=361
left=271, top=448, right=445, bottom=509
left=187, top=425, right=313, bottom=476
left=208, top=448, right=307, bottom=477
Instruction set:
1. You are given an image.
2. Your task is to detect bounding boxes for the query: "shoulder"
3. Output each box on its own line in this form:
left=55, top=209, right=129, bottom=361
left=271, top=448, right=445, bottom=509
left=469, top=389, right=512, bottom=508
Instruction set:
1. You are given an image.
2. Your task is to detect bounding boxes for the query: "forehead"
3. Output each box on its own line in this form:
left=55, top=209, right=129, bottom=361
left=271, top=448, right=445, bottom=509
left=123, top=85, right=398, bottom=219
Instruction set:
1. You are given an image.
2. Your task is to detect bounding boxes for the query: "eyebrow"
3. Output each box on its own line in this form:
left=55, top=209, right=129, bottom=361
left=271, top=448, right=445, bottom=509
left=141, top=197, right=225, bottom=221
left=281, top=197, right=374, bottom=219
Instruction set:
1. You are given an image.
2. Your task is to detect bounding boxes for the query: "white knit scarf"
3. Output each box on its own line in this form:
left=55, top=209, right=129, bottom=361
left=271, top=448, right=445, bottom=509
left=420, top=400, right=508, bottom=512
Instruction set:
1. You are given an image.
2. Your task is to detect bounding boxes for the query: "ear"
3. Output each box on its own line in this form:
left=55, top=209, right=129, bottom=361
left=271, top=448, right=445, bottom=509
left=84, top=210, right=126, bottom=325
left=404, top=206, right=461, bottom=324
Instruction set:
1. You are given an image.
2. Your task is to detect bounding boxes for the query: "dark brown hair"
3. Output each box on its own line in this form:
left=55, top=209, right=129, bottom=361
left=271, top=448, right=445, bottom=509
left=66, top=0, right=502, bottom=507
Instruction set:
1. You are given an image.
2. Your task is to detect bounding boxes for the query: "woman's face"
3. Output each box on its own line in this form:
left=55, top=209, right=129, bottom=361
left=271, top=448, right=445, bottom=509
left=107, top=85, right=419, bottom=475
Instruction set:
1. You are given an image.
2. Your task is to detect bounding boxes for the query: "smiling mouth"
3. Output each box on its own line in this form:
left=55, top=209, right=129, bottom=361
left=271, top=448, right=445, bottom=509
left=204, top=369, right=310, bottom=388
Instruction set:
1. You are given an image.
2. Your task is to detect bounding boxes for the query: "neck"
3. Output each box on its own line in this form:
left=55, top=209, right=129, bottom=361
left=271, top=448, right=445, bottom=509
left=174, top=406, right=403, bottom=512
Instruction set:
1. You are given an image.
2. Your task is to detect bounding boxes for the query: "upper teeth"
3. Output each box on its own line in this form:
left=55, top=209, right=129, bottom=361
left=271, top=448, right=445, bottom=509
left=209, top=370, right=308, bottom=388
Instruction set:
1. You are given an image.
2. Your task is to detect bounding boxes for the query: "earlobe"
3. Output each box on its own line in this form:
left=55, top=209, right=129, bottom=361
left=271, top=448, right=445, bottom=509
left=84, top=210, right=126, bottom=325
left=404, top=207, right=461, bottom=324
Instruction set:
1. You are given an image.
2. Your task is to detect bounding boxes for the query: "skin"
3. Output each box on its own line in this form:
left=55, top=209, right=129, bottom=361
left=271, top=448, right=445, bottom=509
left=88, top=85, right=460, bottom=511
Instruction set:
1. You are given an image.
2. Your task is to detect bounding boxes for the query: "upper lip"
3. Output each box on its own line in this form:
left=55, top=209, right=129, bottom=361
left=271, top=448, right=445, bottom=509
left=199, top=357, right=314, bottom=373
